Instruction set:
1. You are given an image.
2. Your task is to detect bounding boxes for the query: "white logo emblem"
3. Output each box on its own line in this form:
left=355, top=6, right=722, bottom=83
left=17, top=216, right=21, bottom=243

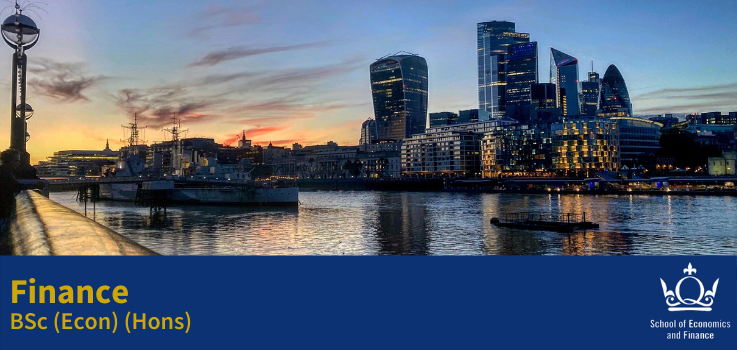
left=660, top=263, right=719, bottom=312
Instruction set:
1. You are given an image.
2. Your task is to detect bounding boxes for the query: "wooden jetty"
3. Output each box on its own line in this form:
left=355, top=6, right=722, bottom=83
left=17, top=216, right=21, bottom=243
left=490, top=212, right=598, bottom=233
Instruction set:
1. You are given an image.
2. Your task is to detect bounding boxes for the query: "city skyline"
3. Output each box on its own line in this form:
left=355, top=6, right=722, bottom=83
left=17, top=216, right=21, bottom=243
left=0, top=0, right=735, bottom=164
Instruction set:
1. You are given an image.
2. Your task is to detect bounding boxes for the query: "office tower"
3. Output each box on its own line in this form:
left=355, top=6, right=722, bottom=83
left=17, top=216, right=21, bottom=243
left=429, top=112, right=458, bottom=128
left=458, top=109, right=490, bottom=123
left=370, top=53, right=428, bottom=142
left=530, top=83, right=561, bottom=122
left=550, top=48, right=580, bottom=116
left=597, top=64, right=632, bottom=118
left=531, top=83, right=557, bottom=109
left=360, top=118, right=378, bottom=145
left=580, top=61, right=600, bottom=116
left=477, top=21, right=530, bottom=117
left=505, top=41, right=538, bottom=121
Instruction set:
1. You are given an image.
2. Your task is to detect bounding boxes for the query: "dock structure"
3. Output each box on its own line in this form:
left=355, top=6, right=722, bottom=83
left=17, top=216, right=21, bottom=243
left=1, top=190, right=157, bottom=255
left=134, top=184, right=172, bottom=215
left=491, top=212, right=598, bottom=233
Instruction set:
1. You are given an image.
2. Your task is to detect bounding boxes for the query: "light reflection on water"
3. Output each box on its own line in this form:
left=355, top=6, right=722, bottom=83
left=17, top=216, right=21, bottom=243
left=51, top=191, right=737, bottom=256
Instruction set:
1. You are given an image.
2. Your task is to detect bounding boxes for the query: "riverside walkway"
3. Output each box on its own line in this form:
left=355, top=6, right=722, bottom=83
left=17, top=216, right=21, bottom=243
left=2, top=190, right=157, bottom=255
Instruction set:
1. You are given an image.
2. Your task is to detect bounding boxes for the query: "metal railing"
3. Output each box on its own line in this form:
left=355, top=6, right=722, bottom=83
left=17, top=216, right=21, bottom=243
left=503, top=212, right=588, bottom=224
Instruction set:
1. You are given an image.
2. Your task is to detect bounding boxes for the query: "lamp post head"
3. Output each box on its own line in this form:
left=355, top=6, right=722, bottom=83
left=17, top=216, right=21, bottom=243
left=2, top=14, right=40, bottom=50
left=16, top=103, right=33, bottom=119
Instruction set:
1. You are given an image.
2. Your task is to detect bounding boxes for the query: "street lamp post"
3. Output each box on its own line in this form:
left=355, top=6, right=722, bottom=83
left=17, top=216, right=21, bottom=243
left=2, top=3, right=40, bottom=178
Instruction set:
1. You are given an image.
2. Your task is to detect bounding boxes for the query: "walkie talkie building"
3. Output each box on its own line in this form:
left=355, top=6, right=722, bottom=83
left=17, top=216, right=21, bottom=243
left=370, top=53, right=428, bottom=142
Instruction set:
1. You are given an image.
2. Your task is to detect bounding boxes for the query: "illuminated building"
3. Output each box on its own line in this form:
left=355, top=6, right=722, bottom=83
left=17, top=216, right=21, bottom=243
left=686, top=124, right=737, bottom=152
left=458, top=109, right=490, bottom=123
left=481, top=122, right=554, bottom=177
left=370, top=53, right=428, bottom=142
left=429, top=110, right=491, bottom=128
left=477, top=21, right=529, bottom=117
left=551, top=118, right=620, bottom=176
left=612, top=117, right=662, bottom=167
left=597, top=64, right=632, bottom=118
left=401, top=130, right=481, bottom=177
left=649, top=114, right=679, bottom=128
left=402, top=119, right=515, bottom=177
left=505, top=41, right=538, bottom=122
left=35, top=141, right=118, bottom=177
left=580, top=66, right=600, bottom=116
left=360, top=118, right=378, bottom=145
left=550, top=48, right=580, bottom=116
left=531, top=83, right=557, bottom=109
left=708, top=151, right=736, bottom=176
left=424, top=119, right=516, bottom=134
left=530, top=83, right=560, bottom=122
left=689, top=112, right=737, bottom=125
left=429, top=112, right=458, bottom=128
left=237, top=131, right=251, bottom=148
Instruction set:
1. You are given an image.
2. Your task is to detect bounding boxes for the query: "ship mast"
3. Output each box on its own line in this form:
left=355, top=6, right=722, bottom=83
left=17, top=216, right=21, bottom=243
left=163, top=116, right=188, bottom=175
left=121, top=113, right=147, bottom=154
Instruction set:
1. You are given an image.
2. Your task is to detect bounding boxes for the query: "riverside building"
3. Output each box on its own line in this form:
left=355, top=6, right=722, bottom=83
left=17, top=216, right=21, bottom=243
left=551, top=118, right=620, bottom=176
left=401, top=130, right=481, bottom=177
left=481, top=122, right=554, bottom=177
left=35, top=141, right=117, bottom=177
left=612, top=117, right=662, bottom=167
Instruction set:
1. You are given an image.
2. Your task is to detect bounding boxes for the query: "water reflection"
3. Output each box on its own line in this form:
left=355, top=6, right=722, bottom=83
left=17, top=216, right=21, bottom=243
left=51, top=191, right=737, bottom=256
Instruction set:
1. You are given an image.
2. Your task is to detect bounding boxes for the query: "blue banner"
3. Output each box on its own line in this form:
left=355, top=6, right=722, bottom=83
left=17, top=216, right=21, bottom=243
left=1, top=256, right=735, bottom=349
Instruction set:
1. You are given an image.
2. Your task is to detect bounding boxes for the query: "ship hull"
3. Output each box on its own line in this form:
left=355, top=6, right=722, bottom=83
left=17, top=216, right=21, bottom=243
left=100, top=183, right=298, bottom=206
left=170, top=187, right=298, bottom=206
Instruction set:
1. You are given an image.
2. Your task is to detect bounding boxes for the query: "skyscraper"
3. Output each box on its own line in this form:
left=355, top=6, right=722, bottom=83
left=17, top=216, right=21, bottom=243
left=477, top=21, right=530, bottom=118
left=370, top=53, right=428, bottom=142
left=531, top=83, right=557, bottom=109
left=530, top=83, right=561, bottom=122
left=360, top=118, right=377, bottom=145
left=597, top=64, right=632, bottom=118
left=580, top=62, right=600, bottom=116
left=550, top=48, right=580, bottom=116
left=505, top=41, right=538, bottom=121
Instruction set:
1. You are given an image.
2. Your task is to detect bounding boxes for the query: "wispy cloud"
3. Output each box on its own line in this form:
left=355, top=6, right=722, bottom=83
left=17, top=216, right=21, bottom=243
left=634, top=83, right=737, bottom=100
left=28, top=58, right=106, bottom=102
left=113, top=59, right=366, bottom=132
left=189, top=4, right=261, bottom=37
left=188, top=42, right=329, bottom=67
left=633, top=83, right=737, bottom=114
left=113, top=87, right=226, bottom=128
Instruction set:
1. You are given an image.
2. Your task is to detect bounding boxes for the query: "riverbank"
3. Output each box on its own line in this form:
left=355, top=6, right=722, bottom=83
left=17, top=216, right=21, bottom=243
left=46, top=177, right=737, bottom=196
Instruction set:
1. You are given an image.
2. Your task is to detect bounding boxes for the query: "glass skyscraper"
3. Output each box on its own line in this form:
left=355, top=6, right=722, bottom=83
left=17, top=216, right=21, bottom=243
left=477, top=21, right=529, bottom=118
left=597, top=64, right=632, bottom=118
left=550, top=48, right=580, bottom=116
left=505, top=41, right=538, bottom=121
left=360, top=118, right=377, bottom=145
left=370, top=54, right=428, bottom=142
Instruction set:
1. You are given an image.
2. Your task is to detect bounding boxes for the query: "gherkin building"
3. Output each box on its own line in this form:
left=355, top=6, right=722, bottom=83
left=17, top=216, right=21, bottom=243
left=597, top=64, right=632, bottom=117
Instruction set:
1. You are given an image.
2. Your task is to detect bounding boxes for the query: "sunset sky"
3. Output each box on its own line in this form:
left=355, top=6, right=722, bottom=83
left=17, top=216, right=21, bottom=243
left=0, top=0, right=734, bottom=164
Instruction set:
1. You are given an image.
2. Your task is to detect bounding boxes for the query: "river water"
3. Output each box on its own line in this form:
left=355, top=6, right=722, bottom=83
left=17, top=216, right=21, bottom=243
left=51, top=191, right=737, bottom=255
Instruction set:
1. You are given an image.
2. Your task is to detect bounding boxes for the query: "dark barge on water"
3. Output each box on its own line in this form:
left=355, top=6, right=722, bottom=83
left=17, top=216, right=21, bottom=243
left=490, top=212, right=598, bottom=233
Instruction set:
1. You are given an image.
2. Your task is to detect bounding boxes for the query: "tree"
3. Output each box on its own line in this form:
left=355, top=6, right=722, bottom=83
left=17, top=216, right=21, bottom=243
left=658, top=129, right=722, bottom=169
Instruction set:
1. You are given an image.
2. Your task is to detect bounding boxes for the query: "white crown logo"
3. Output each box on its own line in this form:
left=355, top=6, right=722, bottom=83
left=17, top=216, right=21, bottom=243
left=660, top=263, right=719, bottom=312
